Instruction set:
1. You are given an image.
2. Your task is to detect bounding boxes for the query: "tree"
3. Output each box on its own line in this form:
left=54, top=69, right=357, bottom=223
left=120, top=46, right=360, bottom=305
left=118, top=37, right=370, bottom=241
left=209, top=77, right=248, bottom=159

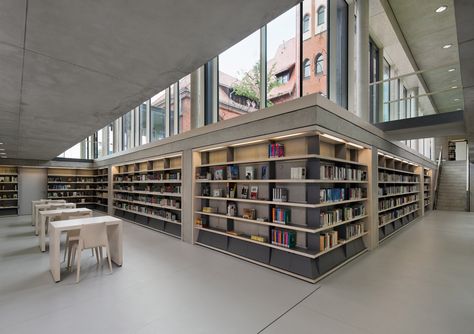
left=232, top=61, right=281, bottom=108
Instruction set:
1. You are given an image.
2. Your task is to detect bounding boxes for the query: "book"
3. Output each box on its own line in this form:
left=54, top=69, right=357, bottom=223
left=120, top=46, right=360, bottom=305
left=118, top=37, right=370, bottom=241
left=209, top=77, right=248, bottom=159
left=240, top=186, right=249, bottom=199
left=250, top=186, right=258, bottom=200
left=261, top=165, right=268, bottom=180
left=268, top=143, right=285, bottom=158
left=227, top=165, right=239, bottom=180
left=227, top=183, right=237, bottom=198
left=243, top=208, right=256, bottom=219
left=214, top=166, right=225, bottom=180
left=290, top=167, right=306, bottom=179
left=245, top=167, right=256, bottom=180
left=227, top=203, right=237, bottom=216
left=272, top=188, right=288, bottom=202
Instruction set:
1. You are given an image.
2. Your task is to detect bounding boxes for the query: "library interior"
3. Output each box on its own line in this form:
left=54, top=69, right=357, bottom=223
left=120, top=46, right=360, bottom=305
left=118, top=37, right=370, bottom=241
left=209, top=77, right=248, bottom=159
left=0, top=0, right=473, bottom=333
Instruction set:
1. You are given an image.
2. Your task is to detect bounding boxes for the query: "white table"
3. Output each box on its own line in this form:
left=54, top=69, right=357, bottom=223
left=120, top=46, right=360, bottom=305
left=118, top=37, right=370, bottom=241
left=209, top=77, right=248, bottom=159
left=31, top=200, right=66, bottom=226
left=49, top=216, right=123, bottom=282
left=38, top=208, right=92, bottom=252
left=34, top=203, right=76, bottom=235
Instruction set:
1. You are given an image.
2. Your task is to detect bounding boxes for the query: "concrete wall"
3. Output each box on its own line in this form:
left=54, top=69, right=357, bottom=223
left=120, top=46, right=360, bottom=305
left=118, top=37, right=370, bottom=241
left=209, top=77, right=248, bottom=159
left=18, top=168, right=47, bottom=215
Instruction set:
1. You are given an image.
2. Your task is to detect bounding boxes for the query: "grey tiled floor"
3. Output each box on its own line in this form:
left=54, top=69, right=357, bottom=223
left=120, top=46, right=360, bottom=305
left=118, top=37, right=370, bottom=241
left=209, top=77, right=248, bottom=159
left=0, top=211, right=473, bottom=333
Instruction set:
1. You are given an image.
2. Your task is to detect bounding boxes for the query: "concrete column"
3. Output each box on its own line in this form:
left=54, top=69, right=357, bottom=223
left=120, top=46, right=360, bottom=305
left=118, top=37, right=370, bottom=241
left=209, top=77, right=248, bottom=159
left=411, top=87, right=419, bottom=151
left=181, top=149, right=193, bottom=243
left=191, top=67, right=205, bottom=129
left=356, top=0, right=369, bottom=122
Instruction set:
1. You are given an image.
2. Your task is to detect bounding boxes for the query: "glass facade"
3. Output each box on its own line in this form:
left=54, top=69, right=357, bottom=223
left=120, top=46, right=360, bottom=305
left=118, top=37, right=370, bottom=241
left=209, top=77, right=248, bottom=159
left=178, top=75, right=191, bottom=133
left=151, top=91, right=166, bottom=141
left=139, top=101, right=148, bottom=145
left=122, top=111, right=132, bottom=151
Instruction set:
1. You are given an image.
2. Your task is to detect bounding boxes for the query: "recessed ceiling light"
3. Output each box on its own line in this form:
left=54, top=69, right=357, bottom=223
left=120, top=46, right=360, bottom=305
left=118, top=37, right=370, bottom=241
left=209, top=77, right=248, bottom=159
left=452, top=86, right=458, bottom=89
left=0, top=153, right=6, bottom=155
left=454, top=98, right=460, bottom=101
left=435, top=5, right=447, bottom=13
left=448, top=68, right=455, bottom=72
left=443, top=44, right=453, bottom=49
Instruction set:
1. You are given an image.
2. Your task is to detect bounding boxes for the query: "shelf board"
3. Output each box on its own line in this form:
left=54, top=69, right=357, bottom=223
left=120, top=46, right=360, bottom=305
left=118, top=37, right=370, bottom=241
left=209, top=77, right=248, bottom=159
left=196, top=211, right=367, bottom=233
left=113, top=206, right=181, bottom=225
left=378, top=166, right=418, bottom=175
left=47, top=196, right=100, bottom=199
left=378, top=209, right=419, bottom=228
left=0, top=173, right=18, bottom=176
left=0, top=206, right=18, bottom=209
left=195, top=179, right=368, bottom=184
left=197, top=154, right=367, bottom=168
left=48, top=182, right=104, bottom=184
left=114, top=166, right=182, bottom=176
left=195, top=226, right=367, bottom=259
left=113, top=198, right=181, bottom=211
left=0, top=198, right=18, bottom=201
left=113, top=189, right=181, bottom=197
left=378, top=191, right=419, bottom=199
left=48, top=188, right=96, bottom=191
left=195, top=196, right=367, bottom=208
left=378, top=200, right=419, bottom=213
left=0, top=190, right=17, bottom=192
left=113, top=180, right=182, bottom=184
left=0, top=182, right=17, bottom=184
left=378, top=181, right=419, bottom=184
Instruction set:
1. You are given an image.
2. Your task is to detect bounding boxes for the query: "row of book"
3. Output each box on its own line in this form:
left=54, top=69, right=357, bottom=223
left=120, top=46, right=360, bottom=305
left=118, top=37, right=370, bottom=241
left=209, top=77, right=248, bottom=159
left=115, top=172, right=181, bottom=182
left=48, top=177, right=97, bottom=183
left=319, top=205, right=366, bottom=227
left=272, top=207, right=291, bottom=224
left=113, top=185, right=181, bottom=194
left=378, top=172, right=418, bottom=182
left=379, top=204, right=418, bottom=225
left=378, top=195, right=418, bottom=211
left=0, top=195, right=17, bottom=199
left=48, top=185, right=95, bottom=190
left=378, top=185, right=418, bottom=196
left=320, top=188, right=363, bottom=203
left=48, top=192, right=96, bottom=198
left=268, top=143, right=285, bottom=158
left=320, top=164, right=367, bottom=181
left=341, top=223, right=364, bottom=239
left=319, top=231, right=338, bottom=251
left=0, top=185, right=17, bottom=190
left=0, top=176, right=17, bottom=182
left=271, top=229, right=296, bottom=248
left=272, top=188, right=288, bottom=202
left=114, top=194, right=181, bottom=209
left=115, top=202, right=180, bottom=222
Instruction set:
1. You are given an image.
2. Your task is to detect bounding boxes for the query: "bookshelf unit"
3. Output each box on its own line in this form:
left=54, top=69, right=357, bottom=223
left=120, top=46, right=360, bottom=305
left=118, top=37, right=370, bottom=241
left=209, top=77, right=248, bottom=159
left=423, top=168, right=432, bottom=211
left=0, top=166, right=19, bottom=216
left=47, top=167, right=109, bottom=212
left=377, top=153, right=421, bottom=242
left=193, top=131, right=371, bottom=283
left=112, top=154, right=182, bottom=239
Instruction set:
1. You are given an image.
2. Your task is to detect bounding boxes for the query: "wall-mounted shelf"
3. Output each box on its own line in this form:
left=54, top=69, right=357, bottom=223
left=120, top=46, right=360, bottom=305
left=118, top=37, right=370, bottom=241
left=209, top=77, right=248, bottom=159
left=0, top=166, right=19, bottom=216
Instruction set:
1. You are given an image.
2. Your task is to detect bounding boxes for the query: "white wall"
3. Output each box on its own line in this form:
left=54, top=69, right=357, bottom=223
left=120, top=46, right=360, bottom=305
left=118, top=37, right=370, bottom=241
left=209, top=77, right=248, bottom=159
left=18, top=168, right=47, bottom=215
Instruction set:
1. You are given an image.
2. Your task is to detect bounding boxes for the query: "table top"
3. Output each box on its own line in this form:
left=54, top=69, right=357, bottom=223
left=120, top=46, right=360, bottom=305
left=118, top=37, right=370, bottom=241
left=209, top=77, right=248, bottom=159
left=50, top=215, right=121, bottom=230
left=39, top=208, right=91, bottom=217
left=33, top=199, right=65, bottom=204
left=36, top=203, right=75, bottom=209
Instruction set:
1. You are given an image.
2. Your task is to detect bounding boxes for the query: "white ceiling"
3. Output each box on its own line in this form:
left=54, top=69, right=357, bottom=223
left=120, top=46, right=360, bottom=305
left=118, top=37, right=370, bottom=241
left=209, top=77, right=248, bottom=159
left=0, top=0, right=298, bottom=160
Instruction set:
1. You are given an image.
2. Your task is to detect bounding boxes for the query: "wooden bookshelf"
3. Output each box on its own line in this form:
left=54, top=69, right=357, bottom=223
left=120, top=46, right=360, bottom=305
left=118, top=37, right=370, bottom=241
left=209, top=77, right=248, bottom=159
left=112, top=154, right=182, bottom=239
left=377, top=153, right=421, bottom=242
left=0, top=166, right=19, bottom=216
left=423, top=168, right=432, bottom=211
left=193, top=131, right=371, bottom=283
left=47, top=167, right=109, bottom=212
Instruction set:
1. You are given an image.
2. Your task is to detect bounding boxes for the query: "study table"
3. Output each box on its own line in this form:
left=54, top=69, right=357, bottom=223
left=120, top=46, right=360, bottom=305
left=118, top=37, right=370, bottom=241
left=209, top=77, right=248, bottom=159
left=38, top=208, right=92, bottom=252
left=49, top=215, right=123, bottom=282
left=31, top=200, right=66, bottom=226
left=34, top=202, right=76, bottom=235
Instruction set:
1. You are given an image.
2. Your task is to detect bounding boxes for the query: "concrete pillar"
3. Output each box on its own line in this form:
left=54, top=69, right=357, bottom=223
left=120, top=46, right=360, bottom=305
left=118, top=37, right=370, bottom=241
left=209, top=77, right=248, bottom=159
left=356, top=0, right=369, bottom=122
left=191, top=67, right=205, bottom=129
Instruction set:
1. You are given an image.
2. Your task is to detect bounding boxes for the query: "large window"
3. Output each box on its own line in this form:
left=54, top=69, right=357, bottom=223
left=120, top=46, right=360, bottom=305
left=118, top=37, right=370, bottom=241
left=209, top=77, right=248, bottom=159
left=179, top=75, right=191, bottom=133
left=383, top=59, right=390, bottom=121
left=122, top=111, right=132, bottom=151
left=218, top=30, right=260, bottom=121
left=266, top=6, right=299, bottom=107
left=97, top=128, right=104, bottom=158
left=107, top=123, right=114, bottom=155
left=369, top=39, right=380, bottom=122
left=169, top=85, right=176, bottom=136
left=139, top=101, right=148, bottom=145
left=151, top=91, right=166, bottom=141
left=302, top=0, right=328, bottom=97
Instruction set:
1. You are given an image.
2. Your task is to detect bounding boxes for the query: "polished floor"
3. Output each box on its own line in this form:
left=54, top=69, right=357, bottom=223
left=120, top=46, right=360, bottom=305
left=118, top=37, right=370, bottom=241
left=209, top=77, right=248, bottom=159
left=0, top=211, right=473, bottom=333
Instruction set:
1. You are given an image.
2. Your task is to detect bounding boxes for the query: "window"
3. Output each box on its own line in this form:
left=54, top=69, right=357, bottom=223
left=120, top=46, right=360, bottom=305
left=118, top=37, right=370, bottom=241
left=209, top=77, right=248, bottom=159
left=303, top=59, right=311, bottom=78
left=302, top=0, right=328, bottom=96
left=107, top=123, right=114, bottom=155
left=266, top=6, right=299, bottom=107
left=218, top=29, right=260, bottom=121
left=315, top=53, right=323, bottom=75
left=303, top=14, right=310, bottom=33
left=369, top=39, right=380, bottom=122
left=169, top=85, right=176, bottom=136
left=122, top=111, right=132, bottom=151
left=97, top=129, right=103, bottom=157
left=317, top=6, right=325, bottom=26
left=151, top=91, right=166, bottom=141
left=178, top=75, right=191, bottom=133
left=383, top=59, right=390, bottom=121
left=139, top=101, right=148, bottom=145
left=334, top=0, right=348, bottom=108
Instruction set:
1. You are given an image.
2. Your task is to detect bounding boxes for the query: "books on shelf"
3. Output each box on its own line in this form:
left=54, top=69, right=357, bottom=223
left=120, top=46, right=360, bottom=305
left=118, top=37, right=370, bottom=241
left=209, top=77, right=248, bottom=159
left=272, top=188, right=288, bottom=202
left=272, top=207, right=291, bottom=224
left=250, top=186, right=258, bottom=200
left=379, top=203, right=418, bottom=225
left=227, top=203, right=237, bottom=216
left=320, top=188, right=362, bottom=203
left=319, top=204, right=365, bottom=227
left=240, top=186, right=249, bottom=199
left=202, top=207, right=217, bottom=213
left=378, top=195, right=419, bottom=211
left=290, top=167, right=306, bottom=180
left=227, top=165, right=239, bottom=180
left=271, top=229, right=296, bottom=248
left=244, top=167, right=256, bottom=180
left=261, top=166, right=268, bottom=180
left=214, top=166, right=225, bottom=180
left=319, top=231, right=338, bottom=251
left=378, top=172, right=418, bottom=182
left=340, top=223, right=364, bottom=239
left=250, top=235, right=267, bottom=243
left=0, top=176, right=17, bottom=183
left=320, top=164, right=366, bottom=181
left=268, top=143, right=285, bottom=158
left=242, top=208, right=256, bottom=220
left=378, top=185, right=417, bottom=196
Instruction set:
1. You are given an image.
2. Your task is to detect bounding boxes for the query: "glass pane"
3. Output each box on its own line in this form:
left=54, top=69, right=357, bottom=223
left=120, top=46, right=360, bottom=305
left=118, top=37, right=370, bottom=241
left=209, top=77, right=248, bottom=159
left=179, top=75, right=191, bottom=133
left=335, top=0, right=348, bottom=108
left=219, top=29, right=260, bottom=121
left=139, top=101, right=148, bottom=145
left=151, top=91, right=166, bottom=141
left=107, top=123, right=114, bottom=155
left=63, top=143, right=82, bottom=159
left=122, top=111, right=132, bottom=151
left=97, top=129, right=103, bottom=157
left=382, top=59, right=390, bottom=121
left=302, top=0, right=328, bottom=97
left=170, top=86, right=175, bottom=136
left=267, top=6, right=299, bottom=107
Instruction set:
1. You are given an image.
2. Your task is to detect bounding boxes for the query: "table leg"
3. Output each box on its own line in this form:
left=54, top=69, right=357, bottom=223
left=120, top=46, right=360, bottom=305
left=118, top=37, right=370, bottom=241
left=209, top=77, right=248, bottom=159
left=49, top=226, right=61, bottom=282
left=35, top=209, right=40, bottom=235
left=40, top=216, right=47, bottom=252
left=107, top=223, right=123, bottom=266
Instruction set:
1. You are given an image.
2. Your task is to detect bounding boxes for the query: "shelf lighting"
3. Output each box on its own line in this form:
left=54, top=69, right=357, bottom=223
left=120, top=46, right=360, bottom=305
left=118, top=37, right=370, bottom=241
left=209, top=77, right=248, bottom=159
left=394, top=157, right=402, bottom=161
left=451, top=86, right=458, bottom=89
left=435, top=5, right=447, bottom=13
left=448, top=68, right=455, bottom=72
left=200, top=146, right=225, bottom=152
left=321, top=133, right=345, bottom=143
left=377, top=152, right=385, bottom=156
left=384, top=155, right=394, bottom=159
left=442, top=44, right=452, bottom=49
left=230, top=139, right=266, bottom=147
left=165, top=154, right=181, bottom=159
left=272, top=132, right=306, bottom=140
left=347, top=142, right=364, bottom=149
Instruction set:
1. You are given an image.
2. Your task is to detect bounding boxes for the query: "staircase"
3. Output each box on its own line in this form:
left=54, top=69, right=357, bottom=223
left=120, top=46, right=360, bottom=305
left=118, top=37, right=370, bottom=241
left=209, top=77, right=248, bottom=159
left=436, top=160, right=467, bottom=211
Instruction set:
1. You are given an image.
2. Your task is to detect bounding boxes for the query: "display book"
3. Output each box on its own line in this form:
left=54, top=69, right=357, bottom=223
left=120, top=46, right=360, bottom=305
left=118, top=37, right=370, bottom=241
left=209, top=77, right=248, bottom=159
left=47, top=167, right=109, bottom=211
left=193, top=131, right=370, bottom=282
left=423, top=168, right=432, bottom=210
left=0, top=166, right=19, bottom=215
left=112, top=154, right=182, bottom=238
left=377, top=152, right=421, bottom=242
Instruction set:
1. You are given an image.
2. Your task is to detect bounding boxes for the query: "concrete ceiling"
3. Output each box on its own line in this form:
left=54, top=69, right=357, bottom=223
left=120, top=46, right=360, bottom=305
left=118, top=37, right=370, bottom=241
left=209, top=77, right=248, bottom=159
left=0, top=0, right=298, bottom=160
